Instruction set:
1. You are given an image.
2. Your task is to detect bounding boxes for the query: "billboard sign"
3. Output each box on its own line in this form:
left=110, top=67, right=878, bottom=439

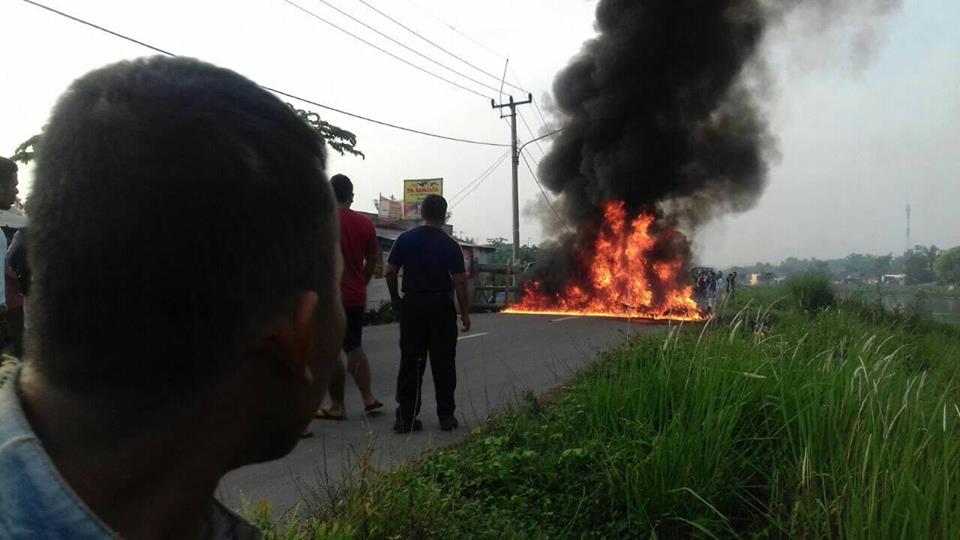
left=377, top=195, right=402, bottom=223
left=403, top=178, right=443, bottom=220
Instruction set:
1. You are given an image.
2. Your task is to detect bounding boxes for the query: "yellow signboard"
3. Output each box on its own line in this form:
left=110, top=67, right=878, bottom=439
left=403, top=178, right=443, bottom=220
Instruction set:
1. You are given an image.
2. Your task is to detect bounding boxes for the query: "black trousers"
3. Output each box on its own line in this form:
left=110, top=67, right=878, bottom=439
left=396, top=293, right=458, bottom=423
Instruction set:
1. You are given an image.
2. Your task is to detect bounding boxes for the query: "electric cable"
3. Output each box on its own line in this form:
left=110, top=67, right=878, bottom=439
left=21, top=0, right=510, bottom=147
left=450, top=151, right=510, bottom=209
left=305, top=0, right=505, bottom=96
left=399, top=0, right=506, bottom=60
left=283, top=0, right=490, bottom=99
left=509, top=64, right=550, bottom=128
left=518, top=109, right=546, bottom=157
left=355, top=0, right=527, bottom=94
left=520, top=148, right=563, bottom=222
left=448, top=149, right=509, bottom=202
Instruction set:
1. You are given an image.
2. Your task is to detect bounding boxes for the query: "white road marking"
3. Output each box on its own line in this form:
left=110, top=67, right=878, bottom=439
left=550, top=316, right=580, bottom=322
left=458, top=332, right=490, bottom=341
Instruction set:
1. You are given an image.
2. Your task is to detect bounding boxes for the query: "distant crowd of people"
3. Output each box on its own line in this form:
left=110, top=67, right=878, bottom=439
left=0, top=57, right=471, bottom=537
left=693, top=269, right=737, bottom=315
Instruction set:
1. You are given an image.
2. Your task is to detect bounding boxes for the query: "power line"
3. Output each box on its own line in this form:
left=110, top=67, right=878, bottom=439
left=449, top=150, right=509, bottom=206
left=509, top=64, right=550, bottom=128
left=520, top=148, right=563, bottom=223
left=22, top=0, right=175, bottom=56
left=517, top=109, right=546, bottom=157
left=22, top=0, right=509, bottom=148
left=356, top=0, right=527, bottom=95
left=450, top=151, right=509, bottom=209
left=499, top=58, right=509, bottom=103
left=449, top=149, right=509, bottom=202
left=284, top=0, right=490, bottom=99
left=264, top=86, right=510, bottom=146
left=305, top=0, right=505, bottom=96
left=399, top=0, right=506, bottom=60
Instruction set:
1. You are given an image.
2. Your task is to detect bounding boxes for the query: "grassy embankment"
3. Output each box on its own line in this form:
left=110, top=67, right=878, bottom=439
left=253, top=276, right=960, bottom=539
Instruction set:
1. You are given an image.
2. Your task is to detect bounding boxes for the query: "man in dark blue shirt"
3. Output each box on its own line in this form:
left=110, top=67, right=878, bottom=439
left=386, top=195, right=470, bottom=433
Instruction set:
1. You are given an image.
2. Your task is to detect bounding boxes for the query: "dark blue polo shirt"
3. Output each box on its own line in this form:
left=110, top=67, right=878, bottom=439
left=388, top=226, right=465, bottom=293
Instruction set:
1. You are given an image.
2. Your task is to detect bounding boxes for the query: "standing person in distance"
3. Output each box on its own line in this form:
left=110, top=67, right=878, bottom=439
left=317, top=174, right=383, bottom=422
left=706, top=270, right=718, bottom=314
left=6, top=228, right=28, bottom=358
left=0, top=158, right=19, bottom=335
left=385, top=195, right=470, bottom=433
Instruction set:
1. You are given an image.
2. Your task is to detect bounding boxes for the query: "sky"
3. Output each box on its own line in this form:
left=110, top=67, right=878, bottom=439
left=1, top=0, right=958, bottom=268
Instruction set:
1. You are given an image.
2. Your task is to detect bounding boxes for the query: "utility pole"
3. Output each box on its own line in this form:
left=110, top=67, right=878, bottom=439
left=906, top=204, right=911, bottom=253
left=492, top=93, right=533, bottom=266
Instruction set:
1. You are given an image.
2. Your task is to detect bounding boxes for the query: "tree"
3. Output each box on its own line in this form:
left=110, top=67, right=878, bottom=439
left=934, top=247, right=960, bottom=286
left=290, top=107, right=364, bottom=159
left=911, top=245, right=941, bottom=272
left=873, top=254, right=893, bottom=276
left=11, top=104, right=363, bottom=165
left=904, top=251, right=937, bottom=285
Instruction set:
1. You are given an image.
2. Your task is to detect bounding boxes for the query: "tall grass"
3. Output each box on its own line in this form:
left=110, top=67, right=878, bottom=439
left=785, top=272, right=836, bottom=313
left=265, top=293, right=960, bottom=539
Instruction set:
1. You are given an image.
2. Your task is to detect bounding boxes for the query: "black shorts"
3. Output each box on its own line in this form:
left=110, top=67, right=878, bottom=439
left=343, top=306, right=365, bottom=353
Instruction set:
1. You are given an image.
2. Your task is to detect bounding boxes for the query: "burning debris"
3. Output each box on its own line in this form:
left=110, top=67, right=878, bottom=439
left=504, top=201, right=700, bottom=321
left=511, top=0, right=900, bottom=321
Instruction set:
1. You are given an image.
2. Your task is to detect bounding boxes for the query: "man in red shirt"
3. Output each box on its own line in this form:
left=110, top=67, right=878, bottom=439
left=318, top=174, right=382, bottom=419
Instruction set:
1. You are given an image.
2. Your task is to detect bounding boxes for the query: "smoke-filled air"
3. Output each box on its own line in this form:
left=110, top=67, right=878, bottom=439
left=511, top=0, right=900, bottom=319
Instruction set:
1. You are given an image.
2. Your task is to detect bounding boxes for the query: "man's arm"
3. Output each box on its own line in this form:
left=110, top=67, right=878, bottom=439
left=453, top=272, right=470, bottom=332
left=386, top=263, right=401, bottom=309
left=363, top=245, right=380, bottom=284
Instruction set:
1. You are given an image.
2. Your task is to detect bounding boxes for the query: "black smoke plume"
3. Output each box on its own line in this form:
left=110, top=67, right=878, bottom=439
left=527, top=0, right=899, bottom=299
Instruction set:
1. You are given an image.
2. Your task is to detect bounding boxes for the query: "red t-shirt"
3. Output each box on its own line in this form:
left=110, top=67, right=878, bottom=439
left=339, top=208, right=378, bottom=308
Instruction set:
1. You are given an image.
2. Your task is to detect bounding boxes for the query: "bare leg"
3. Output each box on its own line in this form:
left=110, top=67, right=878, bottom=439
left=346, top=347, right=379, bottom=407
left=321, top=352, right=347, bottom=417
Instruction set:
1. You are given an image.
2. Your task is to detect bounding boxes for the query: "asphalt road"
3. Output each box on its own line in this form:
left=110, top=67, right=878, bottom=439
left=217, top=312, right=666, bottom=517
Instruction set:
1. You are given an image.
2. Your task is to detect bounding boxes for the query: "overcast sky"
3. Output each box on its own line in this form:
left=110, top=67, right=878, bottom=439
left=1, top=0, right=958, bottom=267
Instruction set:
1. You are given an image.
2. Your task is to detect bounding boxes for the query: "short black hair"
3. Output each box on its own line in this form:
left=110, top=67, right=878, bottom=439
left=330, top=173, right=353, bottom=204
left=0, top=157, right=17, bottom=184
left=421, top=194, right=447, bottom=223
left=28, top=56, right=337, bottom=400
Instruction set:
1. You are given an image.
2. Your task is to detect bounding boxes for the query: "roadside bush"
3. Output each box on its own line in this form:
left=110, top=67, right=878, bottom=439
left=785, top=272, right=835, bottom=313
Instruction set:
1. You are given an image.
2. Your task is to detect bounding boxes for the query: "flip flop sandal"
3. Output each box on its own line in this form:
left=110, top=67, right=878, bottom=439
left=316, top=409, right=346, bottom=420
left=364, top=401, right=384, bottom=412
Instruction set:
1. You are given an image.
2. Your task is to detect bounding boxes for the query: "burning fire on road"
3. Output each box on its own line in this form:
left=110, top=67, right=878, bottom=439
left=504, top=202, right=701, bottom=321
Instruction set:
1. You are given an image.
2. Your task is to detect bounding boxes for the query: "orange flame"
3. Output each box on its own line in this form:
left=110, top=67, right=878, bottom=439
left=505, top=201, right=702, bottom=321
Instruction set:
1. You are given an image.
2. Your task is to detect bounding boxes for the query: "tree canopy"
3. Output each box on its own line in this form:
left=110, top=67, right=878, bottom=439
left=934, top=247, right=960, bottom=286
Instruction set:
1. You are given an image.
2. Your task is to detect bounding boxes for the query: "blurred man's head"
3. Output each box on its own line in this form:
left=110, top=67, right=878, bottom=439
left=27, top=56, right=344, bottom=463
left=421, top=194, right=447, bottom=225
left=0, top=157, right=19, bottom=211
left=330, top=173, right=354, bottom=207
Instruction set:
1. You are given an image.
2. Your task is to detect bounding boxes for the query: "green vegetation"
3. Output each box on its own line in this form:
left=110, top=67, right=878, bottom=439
left=731, top=244, right=952, bottom=286
left=934, top=247, right=960, bottom=286
left=784, top=272, right=836, bottom=313
left=258, top=284, right=960, bottom=539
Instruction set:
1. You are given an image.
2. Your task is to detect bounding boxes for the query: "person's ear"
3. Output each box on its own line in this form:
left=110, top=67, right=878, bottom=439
left=259, top=291, right=319, bottom=383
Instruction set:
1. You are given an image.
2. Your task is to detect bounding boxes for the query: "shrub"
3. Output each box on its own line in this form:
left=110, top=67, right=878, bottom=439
left=785, top=272, right=835, bottom=313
